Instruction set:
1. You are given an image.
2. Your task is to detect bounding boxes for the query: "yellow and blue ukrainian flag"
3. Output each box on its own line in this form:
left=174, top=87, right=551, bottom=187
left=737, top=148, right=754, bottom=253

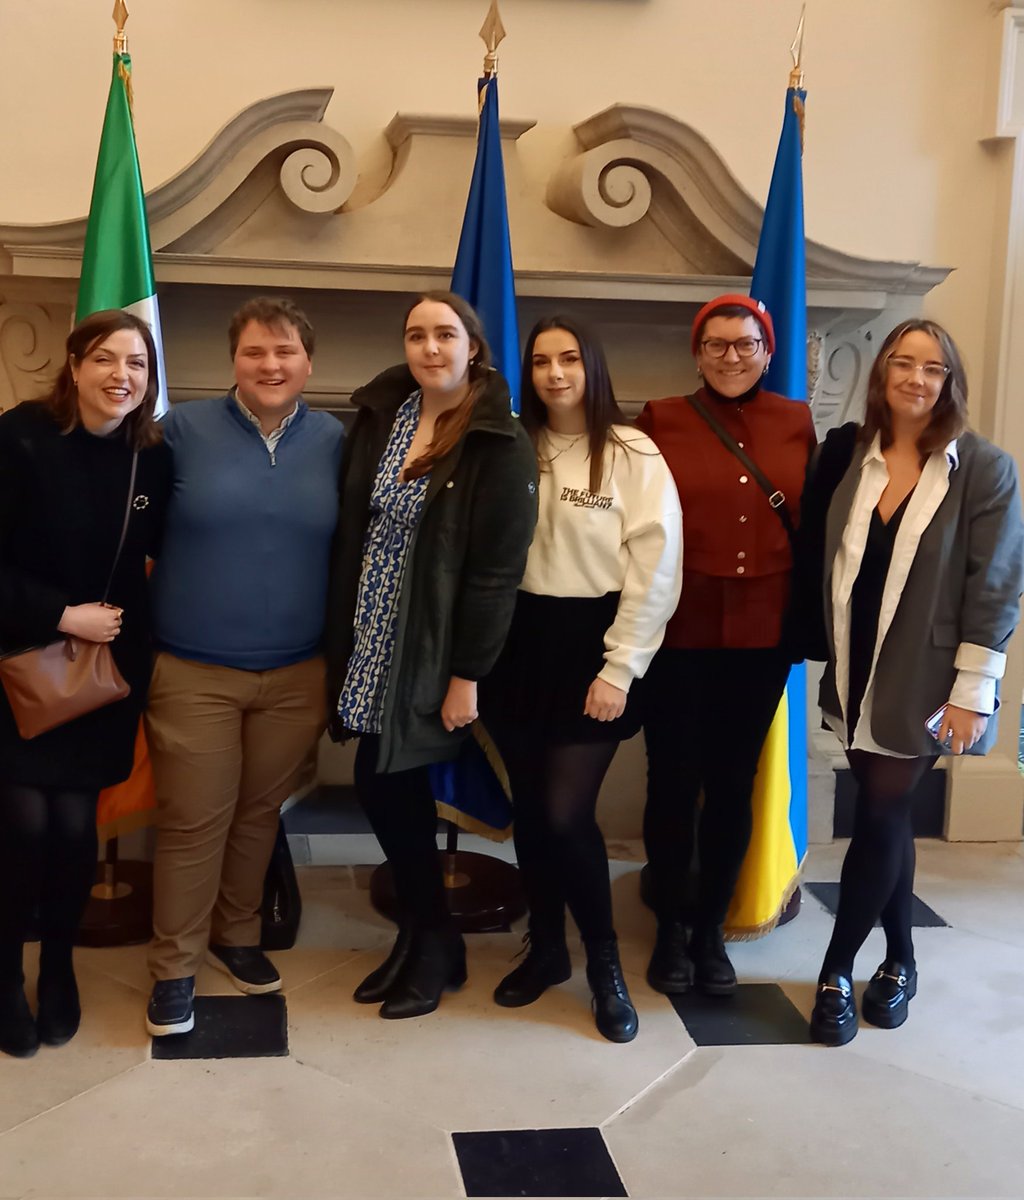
left=726, top=81, right=809, bottom=936
left=429, top=70, right=520, bottom=839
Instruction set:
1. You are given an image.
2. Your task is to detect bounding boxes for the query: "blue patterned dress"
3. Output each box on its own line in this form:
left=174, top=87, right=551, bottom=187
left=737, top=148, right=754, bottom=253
left=337, top=394, right=429, bottom=733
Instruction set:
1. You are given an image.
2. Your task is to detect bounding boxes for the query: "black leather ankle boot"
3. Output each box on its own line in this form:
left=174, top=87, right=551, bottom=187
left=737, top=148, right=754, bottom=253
left=0, top=945, right=39, bottom=1059
left=585, top=939, right=638, bottom=1043
left=494, top=934, right=572, bottom=1008
left=689, top=925, right=737, bottom=996
left=354, top=926, right=415, bottom=1004
left=379, top=926, right=467, bottom=1020
left=646, top=920, right=693, bottom=994
left=36, top=940, right=81, bottom=1047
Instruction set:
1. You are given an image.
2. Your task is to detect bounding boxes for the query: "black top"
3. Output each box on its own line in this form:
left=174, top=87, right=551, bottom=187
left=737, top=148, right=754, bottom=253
left=846, top=489, right=914, bottom=741
left=0, top=401, right=171, bottom=789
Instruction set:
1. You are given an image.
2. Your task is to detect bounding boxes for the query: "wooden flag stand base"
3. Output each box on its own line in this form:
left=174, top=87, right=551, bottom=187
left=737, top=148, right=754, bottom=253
left=369, top=822, right=526, bottom=933
left=76, top=836, right=154, bottom=948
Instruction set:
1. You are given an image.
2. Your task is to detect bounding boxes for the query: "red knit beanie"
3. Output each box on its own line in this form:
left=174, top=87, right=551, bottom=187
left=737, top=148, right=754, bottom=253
left=691, top=294, right=776, bottom=356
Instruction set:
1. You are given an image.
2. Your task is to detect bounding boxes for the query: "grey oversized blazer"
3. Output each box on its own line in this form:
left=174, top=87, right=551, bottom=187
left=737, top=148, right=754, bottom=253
left=819, top=429, right=1024, bottom=757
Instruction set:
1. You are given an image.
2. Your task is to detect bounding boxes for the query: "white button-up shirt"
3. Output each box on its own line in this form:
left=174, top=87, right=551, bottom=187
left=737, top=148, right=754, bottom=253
left=825, top=433, right=1006, bottom=756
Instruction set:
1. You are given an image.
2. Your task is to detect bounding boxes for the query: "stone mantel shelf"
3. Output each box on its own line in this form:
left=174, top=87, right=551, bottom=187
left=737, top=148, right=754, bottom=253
left=0, top=87, right=948, bottom=311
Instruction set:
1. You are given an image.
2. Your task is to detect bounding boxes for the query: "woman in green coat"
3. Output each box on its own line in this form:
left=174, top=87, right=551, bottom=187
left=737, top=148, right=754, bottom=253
left=325, top=291, right=537, bottom=1020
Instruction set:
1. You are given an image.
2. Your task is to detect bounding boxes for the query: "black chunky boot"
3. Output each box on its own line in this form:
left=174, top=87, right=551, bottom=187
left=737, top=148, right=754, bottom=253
left=646, top=920, right=693, bottom=995
left=36, top=940, right=81, bottom=1047
left=0, top=944, right=39, bottom=1059
left=690, top=925, right=737, bottom=996
left=585, top=939, right=638, bottom=1043
left=494, top=933, right=572, bottom=1008
left=354, top=926, right=415, bottom=1004
left=379, top=925, right=467, bottom=1020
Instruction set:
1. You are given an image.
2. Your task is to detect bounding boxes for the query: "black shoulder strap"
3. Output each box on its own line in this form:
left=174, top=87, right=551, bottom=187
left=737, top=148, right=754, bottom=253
left=101, top=450, right=139, bottom=604
left=687, top=393, right=795, bottom=544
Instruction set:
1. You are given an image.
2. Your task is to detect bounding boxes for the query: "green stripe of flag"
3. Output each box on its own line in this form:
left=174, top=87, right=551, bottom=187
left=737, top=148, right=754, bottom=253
left=77, top=52, right=167, bottom=415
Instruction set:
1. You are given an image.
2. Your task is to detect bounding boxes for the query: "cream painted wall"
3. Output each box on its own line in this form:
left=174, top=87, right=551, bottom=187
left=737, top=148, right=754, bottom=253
left=0, top=0, right=1009, bottom=405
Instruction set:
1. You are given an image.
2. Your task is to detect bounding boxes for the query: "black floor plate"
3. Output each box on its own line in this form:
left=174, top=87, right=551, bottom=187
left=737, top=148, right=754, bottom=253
left=670, top=983, right=810, bottom=1046
left=452, top=1127, right=628, bottom=1198
left=151, top=993, right=289, bottom=1060
left=806, top=882, right=947, bottom=927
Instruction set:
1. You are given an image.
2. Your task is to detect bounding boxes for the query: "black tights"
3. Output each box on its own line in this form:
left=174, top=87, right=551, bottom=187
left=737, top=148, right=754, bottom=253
left=489, top=725, right=619, bottom=945
left=820, top=750, right=935, bottom=978
left=642, top=647, right=791, bottom=929
left=354, top=737, right=449, bottom=929
left=0, top=783, right=99, bottom=980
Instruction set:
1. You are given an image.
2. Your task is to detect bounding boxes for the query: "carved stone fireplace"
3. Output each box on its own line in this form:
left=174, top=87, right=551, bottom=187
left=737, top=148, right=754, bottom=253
left=0, top=88, right=950, bottom=839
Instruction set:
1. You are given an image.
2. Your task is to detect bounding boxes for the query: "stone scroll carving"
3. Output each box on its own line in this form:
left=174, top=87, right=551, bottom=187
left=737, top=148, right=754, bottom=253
left=0, top=301, right=64, bottom=413
left=548, top=104, right=952, bottom=295
left=547, top=142, right=653, bottom=229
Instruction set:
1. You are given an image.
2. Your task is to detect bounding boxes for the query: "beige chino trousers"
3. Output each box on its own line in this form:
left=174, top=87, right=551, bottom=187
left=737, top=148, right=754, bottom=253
left=145, top=651, right=326, bottom=980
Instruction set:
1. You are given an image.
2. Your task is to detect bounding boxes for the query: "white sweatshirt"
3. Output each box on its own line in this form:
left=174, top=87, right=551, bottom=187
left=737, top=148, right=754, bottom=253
left=521, top=425, right=683, bottom=693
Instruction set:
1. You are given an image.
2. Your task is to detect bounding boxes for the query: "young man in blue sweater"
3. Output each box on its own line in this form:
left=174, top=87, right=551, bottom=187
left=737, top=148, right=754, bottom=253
left=145, top=297, right=344, bottom=1036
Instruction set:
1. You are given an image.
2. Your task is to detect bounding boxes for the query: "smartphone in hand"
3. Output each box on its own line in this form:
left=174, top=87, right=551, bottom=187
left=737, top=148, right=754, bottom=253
left=925, top=705, right=947, bottom=742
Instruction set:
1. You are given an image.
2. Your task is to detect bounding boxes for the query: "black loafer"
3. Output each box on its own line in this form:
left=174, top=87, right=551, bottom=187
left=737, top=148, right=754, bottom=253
left=809, top=972, right=858, bottom=1046
left=646, top=920, right=693, bottom=995
left=862, top=961, right=917, bottom=1029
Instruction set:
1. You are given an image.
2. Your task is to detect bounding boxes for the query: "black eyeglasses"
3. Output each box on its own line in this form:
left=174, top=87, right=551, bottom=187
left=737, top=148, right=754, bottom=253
left=699, top=337, right=765, bottom=360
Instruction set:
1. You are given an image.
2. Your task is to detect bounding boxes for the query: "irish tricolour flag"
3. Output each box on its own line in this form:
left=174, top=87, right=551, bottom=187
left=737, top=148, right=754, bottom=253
left=76, top=52, right=167, bottom=417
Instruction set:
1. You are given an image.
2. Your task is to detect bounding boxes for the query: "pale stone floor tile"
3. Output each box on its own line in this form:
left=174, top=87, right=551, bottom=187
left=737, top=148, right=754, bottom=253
left=0, top=947, right=149, bottom=1135
left=912, top=839, right=1024, bottom=948
left=603, top=1043, right=1024, bottom=1198
left=287, top=942, right=695, bottom=1132
left=0, top=1057, right=460, bottom=1198
left=5, top=843, right=1023, bottom=1199
left=782, top=923, right=1024, bottom=1114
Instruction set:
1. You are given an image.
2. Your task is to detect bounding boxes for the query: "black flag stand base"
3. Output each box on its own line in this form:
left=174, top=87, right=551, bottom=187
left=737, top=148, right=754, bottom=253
left=369, top=821, right=526, bottom=933
left=76, top=836, right=153, bottom=948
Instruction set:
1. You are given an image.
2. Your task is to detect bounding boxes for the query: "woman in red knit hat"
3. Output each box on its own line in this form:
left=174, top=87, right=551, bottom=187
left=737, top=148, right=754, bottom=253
left=636, top=294, right=815, bottom=997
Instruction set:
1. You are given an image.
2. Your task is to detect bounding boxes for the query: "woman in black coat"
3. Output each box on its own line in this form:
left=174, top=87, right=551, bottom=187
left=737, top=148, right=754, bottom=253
left=0, top=310, right=170, bottom=1058
left=325, top=291, right=537, bottom=1020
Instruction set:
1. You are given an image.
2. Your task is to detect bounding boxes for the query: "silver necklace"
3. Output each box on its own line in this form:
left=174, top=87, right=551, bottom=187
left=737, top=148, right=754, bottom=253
left=538, top=429, right=586, bottom=465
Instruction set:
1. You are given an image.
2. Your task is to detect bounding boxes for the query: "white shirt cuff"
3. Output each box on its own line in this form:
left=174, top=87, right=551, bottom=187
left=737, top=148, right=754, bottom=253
left=948, top=670, right=997, bottom=716
left=954, top=641, right=1007, bottom=679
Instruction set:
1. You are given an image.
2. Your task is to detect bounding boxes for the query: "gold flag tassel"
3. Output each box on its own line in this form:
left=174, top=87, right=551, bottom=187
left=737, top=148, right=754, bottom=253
left=113, top=0, right=134, bottom=116
left=789, top=4, right=806, bottom=153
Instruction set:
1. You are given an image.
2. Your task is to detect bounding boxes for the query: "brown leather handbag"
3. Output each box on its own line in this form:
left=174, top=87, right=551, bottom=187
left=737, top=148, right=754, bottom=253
left=0, top=452, right=138, bottom=739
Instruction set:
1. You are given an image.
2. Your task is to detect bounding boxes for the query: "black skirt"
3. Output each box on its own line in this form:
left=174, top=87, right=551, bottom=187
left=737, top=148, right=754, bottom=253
left=480, top=590, right=641, bottom=744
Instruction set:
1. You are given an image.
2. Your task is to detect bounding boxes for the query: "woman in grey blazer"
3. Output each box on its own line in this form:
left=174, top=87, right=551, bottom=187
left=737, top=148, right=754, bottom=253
left=792, top=319, right=1024, bottom=1046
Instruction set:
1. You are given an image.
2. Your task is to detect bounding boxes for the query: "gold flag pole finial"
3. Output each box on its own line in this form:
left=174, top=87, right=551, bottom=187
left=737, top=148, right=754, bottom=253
left=479, top=1, right=507, bottom=78
left=113, top=0, right=129, bottom=54
left=788, top=4, right=806, bottom=90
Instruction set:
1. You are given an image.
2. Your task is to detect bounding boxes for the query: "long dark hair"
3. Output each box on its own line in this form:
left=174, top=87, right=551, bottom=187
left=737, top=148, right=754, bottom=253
left=402, top=290, right=494, bottom=480
left=43, top=309, right=162, bottom=449
left=520, top=316, right=627, bottom=494
left=861, top=318, right=967, bottom=459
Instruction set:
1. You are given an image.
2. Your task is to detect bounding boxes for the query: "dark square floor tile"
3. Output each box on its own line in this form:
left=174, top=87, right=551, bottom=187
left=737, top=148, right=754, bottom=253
left=805, top=881, right=947, bottom=927
left=669, top=983, right=810, bottom=1046
left=453, top=1127, right=627, bottom=1198
left=283, top=785, right=369, bottom=834
left=151, top=994, right=288, bottom=1060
